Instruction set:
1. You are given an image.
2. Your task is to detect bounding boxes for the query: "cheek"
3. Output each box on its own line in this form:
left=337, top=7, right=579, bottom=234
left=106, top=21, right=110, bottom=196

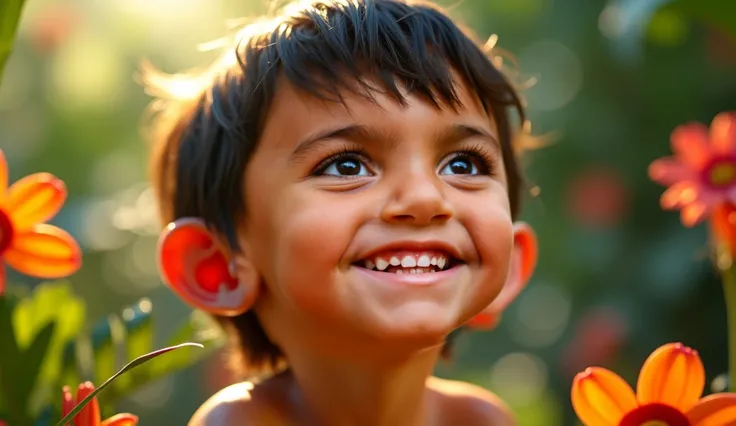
left=253, top=189, right=360, bottom=314
left=463, top=192, right=514, bottom=294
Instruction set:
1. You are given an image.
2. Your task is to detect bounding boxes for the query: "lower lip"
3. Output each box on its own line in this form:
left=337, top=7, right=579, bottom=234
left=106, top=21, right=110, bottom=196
left=352, top=265, right=463, bottom=286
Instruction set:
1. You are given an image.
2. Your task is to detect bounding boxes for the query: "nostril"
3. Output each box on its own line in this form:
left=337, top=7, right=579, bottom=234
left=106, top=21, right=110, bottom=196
left=387, top=213, right=452, bottom=224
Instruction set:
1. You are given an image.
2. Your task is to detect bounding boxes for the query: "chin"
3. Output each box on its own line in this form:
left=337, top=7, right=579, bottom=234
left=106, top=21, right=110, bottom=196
left=367, top=305, right=459, bottom=347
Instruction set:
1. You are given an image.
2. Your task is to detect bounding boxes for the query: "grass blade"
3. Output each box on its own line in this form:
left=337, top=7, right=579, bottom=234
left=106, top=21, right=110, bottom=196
left=55, top=342, right=203, bottom=426
left=0, top=0, right=28, bottom=84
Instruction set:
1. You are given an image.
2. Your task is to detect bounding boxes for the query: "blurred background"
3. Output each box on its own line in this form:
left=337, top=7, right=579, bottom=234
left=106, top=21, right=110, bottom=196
left=1, top=0, right=734, bottom=424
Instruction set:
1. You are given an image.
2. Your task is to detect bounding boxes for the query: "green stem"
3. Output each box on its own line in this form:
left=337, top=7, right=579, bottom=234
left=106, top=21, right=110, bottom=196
left=0, top=0, right=29, bottom=85
left=724, top=267, right=736, bottom=392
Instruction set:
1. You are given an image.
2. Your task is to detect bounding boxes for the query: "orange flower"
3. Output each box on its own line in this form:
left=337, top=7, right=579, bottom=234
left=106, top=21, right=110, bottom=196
left=62, top=382, right=138, bottom=426
left=0, top=149, right=81, bottom=294
left=572, top=343, right=736, bottom=426
left=649, top=112, right=736, bottom=226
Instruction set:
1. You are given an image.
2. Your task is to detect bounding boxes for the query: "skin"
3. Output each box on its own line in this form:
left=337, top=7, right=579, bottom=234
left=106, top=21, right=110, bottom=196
left=188, top=73, right=533, bottom=426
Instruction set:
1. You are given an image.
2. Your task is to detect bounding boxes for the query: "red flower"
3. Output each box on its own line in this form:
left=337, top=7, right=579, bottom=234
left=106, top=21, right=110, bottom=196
left=0, top=150, right=81, bottom=294
left=649, top=112, right=736, bottom=226
left=62, top=382, right=138, bottom=426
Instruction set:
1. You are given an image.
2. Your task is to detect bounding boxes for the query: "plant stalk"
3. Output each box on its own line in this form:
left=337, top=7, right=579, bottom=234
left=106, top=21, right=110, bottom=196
left=724, top=266, right=736, bottom=392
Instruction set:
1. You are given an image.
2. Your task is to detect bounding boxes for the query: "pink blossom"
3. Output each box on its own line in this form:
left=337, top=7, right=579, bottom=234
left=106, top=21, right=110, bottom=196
left=649, top=112, right=736, bottom=226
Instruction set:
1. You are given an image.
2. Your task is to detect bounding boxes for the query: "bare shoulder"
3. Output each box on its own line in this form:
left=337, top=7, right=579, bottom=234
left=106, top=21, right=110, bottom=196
left=428, top=376, right=516, bottom=426
left=188, top=382, right=257, bottom=426
left=188, top=381, right=289, bottom=426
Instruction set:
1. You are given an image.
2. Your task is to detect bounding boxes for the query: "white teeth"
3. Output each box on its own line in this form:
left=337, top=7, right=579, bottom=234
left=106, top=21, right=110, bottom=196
left=396, top=269, right=404, bottom=275
left=364, top=253, right=454, bottom=272
left=375, top=258, right=389, bottom=271
left=400, top=256, right=417, bottom=267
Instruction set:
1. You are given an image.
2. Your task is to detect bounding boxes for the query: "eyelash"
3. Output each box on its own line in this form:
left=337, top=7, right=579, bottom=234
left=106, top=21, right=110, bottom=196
left=311, top=146, right=372, bottom=176
left=445, top=143, right=498, bottom=176
left=309, top=143, right=498, bottom=176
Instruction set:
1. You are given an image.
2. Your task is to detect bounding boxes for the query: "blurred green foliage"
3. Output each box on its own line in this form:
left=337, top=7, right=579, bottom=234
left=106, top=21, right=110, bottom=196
left=0, top=282, right=223, bottom=425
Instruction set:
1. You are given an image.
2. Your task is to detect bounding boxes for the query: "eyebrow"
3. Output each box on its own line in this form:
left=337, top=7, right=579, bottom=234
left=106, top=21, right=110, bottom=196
left=289, top=124, right=396, bottom=164
left=288, top=122, right=498, bottom=164
left=436, top=123, right=499, bottom=149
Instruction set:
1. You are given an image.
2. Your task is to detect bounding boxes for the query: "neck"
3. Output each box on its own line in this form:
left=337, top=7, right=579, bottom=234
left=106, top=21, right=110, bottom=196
left=286, top=345, right=442, bottom=426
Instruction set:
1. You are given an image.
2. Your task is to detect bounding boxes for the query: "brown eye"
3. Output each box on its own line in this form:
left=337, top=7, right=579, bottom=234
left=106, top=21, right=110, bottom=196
left=317, top=154, right=372, bottom=177
left=440, top=154, right=485, bottom=176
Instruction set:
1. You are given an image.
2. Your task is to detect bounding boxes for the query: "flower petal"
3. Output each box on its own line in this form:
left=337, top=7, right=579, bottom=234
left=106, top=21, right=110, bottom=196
left=0, top=150, right=7, bottom=202
left=571, top=367, right=638, bottom=426
left=75, top=382, right=101, bottom=426
left=660, top=181, right=701, bottom=210
left=7, top=172, right=66, bottom=230
left=636, top=343, right=705, bottom=412
left=4, top=224, right=81, bottom=279
left=681, top=201, right=712, bottom=227
left=671, top=123, right=712, bottom=169
left=100, top=414, right=139, bottom=426
left=649, top=158, right=695, bottom=186
left=687, top=393, right=736, bottom=426
left=710, top=112, right=736, bottom=154
left=61, top=385, right=74, bottom=421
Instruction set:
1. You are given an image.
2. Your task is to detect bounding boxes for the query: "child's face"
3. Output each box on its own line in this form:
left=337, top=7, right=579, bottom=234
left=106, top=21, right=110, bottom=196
left=237, top=74, right=515, bottom=354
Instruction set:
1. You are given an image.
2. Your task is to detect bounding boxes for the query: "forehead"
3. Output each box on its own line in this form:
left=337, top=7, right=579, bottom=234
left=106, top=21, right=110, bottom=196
left=259, top=71, right=495, bottom=149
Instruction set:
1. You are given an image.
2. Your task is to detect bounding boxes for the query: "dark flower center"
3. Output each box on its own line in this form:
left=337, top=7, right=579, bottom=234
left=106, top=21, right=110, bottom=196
left=0, top=209, right=13, bottom=256
left=619, top=403, right=691, bottom=426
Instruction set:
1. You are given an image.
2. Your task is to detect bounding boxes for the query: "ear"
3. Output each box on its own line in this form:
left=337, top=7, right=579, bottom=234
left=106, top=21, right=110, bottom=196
left=467, top=222, right=538, bottom=330
left=157, top=218, right=259, bottom=316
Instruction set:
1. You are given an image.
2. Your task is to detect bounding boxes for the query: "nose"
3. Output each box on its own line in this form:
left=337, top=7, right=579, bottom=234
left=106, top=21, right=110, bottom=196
left=380, top=167, right=454, bottom=226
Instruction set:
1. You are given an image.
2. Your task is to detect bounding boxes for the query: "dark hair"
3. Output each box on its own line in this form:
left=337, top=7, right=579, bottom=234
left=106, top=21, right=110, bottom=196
left=145, top=0, right=531, bottom=378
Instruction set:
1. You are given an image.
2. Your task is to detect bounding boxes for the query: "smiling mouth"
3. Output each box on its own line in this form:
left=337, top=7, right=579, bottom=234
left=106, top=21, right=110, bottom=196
left=354, top=250, right=462, bottom=275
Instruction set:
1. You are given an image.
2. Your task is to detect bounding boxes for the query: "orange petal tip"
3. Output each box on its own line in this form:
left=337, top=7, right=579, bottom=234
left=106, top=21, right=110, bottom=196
left=100, top=413, right=139, bottom=426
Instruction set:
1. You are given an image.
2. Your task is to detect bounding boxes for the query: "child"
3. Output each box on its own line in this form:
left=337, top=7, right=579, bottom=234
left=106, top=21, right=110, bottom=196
left=147, top=0, right=539, bottom=424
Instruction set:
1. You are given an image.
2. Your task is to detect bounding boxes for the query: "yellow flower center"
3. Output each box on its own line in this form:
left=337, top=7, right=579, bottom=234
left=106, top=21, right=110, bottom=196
left=642, top=422, right=669, bottom=426
left=0, top=208, right=14, bottom=256
left=709, top=162, right=736, bottom=186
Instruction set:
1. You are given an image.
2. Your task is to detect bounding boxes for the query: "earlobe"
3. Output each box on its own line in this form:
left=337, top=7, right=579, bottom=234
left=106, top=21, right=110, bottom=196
left=466, top=222, right=538, bottom=330
left=157, top=218, right=258, bottom=316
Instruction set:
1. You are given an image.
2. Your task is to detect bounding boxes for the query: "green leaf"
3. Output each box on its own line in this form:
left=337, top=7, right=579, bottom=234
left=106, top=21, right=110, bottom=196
left=0, top=295, right=26, bottom=425
left=90, top=314, right=126, bottom=388
left=90, top=300, right=153, bottom=394
left=55, top=343, right=204, bottom=426
left=12, top=282, right=85, bottom=412
left=15, top=322, right=56, bottom=419
left=0, top=295, right=20, bottom=371
left=105, top=310, right=224, bottom=401
left=0, top=0, right=28, bottom=84
left=122, top=300, right=154, bottom=362
left=53, top=300, right=223, bottom=407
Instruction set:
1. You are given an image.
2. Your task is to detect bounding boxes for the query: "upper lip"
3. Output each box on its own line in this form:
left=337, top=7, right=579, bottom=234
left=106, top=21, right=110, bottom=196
left=354, top=240, right=464, bottom=263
